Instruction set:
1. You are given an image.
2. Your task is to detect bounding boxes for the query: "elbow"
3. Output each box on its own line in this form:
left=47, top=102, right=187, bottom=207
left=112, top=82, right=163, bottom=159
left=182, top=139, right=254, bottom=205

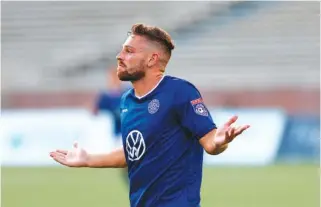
left=205, top=149, right=221, bottom=156
left=203, top=143, right=217, bottom=155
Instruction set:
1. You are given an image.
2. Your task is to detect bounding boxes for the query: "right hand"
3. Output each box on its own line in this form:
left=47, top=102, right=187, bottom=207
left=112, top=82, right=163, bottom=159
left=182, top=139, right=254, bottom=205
left=49, top=142, right=89, bottom=167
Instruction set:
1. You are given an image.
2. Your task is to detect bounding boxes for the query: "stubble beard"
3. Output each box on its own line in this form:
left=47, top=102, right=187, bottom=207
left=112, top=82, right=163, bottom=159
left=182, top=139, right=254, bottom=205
left=117, top=67, right=146, bottom=82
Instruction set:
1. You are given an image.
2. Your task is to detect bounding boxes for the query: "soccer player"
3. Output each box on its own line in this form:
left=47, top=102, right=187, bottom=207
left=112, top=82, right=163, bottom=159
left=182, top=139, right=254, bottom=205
left=50, top=23, right=250, bottom=207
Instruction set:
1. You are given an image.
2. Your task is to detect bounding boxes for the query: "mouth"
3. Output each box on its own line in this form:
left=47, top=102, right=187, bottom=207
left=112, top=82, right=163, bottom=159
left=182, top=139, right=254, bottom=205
left=118, top=62, right=126, bottom=68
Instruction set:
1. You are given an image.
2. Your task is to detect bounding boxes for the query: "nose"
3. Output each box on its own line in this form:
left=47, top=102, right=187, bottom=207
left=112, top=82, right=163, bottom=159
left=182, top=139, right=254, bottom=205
left=116, top=51, right=123, bottom=60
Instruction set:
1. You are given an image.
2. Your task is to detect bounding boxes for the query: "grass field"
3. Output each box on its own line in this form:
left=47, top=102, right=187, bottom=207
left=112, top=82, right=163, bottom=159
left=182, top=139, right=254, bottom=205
left=2, top=164, right=319, bottom=207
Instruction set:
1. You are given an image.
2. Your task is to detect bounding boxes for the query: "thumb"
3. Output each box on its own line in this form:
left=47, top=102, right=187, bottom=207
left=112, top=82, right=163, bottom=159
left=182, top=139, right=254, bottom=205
left=73, top=141, right=79, bottom=149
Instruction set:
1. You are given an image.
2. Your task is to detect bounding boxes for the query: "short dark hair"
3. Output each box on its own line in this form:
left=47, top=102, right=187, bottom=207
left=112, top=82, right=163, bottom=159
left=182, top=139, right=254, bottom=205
left=129, top=23, right=175, bottom=56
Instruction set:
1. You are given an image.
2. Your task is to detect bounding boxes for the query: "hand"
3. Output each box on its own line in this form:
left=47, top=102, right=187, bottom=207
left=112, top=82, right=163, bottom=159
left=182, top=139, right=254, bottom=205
left=49, top=142, right=89, bottom=167
left=213, top=115, right=250, bottom=147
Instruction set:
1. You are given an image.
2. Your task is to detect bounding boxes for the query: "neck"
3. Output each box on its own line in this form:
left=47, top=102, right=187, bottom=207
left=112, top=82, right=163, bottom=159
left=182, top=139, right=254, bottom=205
left=132, top=72, right=164, bottom=98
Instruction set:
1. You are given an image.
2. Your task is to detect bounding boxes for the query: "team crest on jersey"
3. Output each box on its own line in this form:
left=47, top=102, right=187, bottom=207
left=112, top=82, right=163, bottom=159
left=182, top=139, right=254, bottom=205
left=148, top=99, right=160, bottom=114
left=126, top=130, right=146, bottom=161
left=191, top=98, right=209, bottom=117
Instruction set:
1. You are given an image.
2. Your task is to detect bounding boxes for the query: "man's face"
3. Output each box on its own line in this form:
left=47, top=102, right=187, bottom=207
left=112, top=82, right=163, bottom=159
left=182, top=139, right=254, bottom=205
left=116, top=35, right=150, bottom=82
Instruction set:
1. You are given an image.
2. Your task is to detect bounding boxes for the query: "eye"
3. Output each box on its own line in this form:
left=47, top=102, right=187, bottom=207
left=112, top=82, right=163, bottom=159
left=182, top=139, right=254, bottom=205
left=125, top=48, right=133, bottom=53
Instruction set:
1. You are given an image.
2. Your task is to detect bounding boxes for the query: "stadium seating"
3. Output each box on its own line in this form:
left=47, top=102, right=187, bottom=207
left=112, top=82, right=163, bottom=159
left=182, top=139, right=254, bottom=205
left=2, top=1, right=231, bottom=92
left=2, top=2, right=319, bottom=92
left=168, top=2, right=319, bottom=90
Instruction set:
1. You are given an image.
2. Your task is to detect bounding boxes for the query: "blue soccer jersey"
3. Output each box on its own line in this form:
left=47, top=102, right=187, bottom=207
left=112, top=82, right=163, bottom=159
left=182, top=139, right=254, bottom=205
left=120, top=75, right=217, bottom=207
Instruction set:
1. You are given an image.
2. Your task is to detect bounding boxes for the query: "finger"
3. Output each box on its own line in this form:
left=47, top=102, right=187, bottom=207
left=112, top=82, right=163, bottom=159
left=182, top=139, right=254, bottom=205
left=73, top=142, right=78, bottom=149
left=50, top=152, right=66, bottom=160
left=56, top=149, right=68, bottom=155
left=50, top=151, right=67, bottom=157
left=56, top=154, right=66, bottom=162
left=221, top=127, right=233, bottom=144
left=53, top=156, right=67, bottom=166
left=233, top=126, right=243, bottom=136
left=50, top=151, right=57, bottom=157
left=234, top=125, right=250, bottom=136
left=50, top=152, right=55, bottom=158
left=224, top=131, right=230, bottom=144
left=224, top=115, right=238, bottom=127
left=227, top=127, right=235, bottom=142
left=51, top=153, right=69, bottom=166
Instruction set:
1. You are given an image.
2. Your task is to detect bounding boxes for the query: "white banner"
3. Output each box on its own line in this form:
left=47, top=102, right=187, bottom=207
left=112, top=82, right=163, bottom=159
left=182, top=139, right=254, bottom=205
left=204, top=108, right=286, bottom=166
left=1, top=108, right=286, bottom=166
left=1, top=109, right=115, bottom=166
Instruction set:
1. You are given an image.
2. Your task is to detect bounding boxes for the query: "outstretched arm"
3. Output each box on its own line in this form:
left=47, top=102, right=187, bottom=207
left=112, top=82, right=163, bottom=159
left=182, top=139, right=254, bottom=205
left=87, top=148, right=127, bottom=168
left=173, top=83, right=250, bottom=156
left=50, top=143, right=127, bottom=168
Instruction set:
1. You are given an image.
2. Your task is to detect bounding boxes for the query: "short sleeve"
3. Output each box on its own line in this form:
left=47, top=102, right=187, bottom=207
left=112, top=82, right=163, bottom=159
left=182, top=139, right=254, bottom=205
left=175, top=83, right=216, bottom=140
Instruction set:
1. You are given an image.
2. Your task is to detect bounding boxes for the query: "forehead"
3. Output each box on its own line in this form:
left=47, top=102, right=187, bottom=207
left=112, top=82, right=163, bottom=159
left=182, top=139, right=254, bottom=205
left=123, top=35, right=148, bottom=49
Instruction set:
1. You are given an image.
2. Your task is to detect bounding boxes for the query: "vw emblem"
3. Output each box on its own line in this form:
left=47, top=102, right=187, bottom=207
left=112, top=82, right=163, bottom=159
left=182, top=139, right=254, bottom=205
left=126, top=130, right=146, bottom=161
left=148, top=99, right=160, bottom=114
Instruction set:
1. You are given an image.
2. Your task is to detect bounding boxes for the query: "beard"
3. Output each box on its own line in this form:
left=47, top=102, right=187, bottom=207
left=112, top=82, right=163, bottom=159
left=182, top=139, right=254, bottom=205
left=117, top=69, right=145, bottom=81
left=117, top=60, right=146, bottom=81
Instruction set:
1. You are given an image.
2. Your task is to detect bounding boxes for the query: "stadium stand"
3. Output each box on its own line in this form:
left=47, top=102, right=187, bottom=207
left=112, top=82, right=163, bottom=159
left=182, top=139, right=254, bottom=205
left=168, top=2, right=319, bottom=90
left=2, top=1, right=232, bottom=92
left=2, top=2, right=319, bottom=115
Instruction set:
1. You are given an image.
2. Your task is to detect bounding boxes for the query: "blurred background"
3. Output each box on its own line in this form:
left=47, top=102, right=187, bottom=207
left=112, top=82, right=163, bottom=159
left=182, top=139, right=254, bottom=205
left=1, top=1, right=320, bottom=207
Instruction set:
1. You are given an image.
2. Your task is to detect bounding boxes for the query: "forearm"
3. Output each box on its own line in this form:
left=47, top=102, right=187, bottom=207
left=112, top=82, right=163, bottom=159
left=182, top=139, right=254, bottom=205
left=199, top=129, right=228, bottom=155
left=86, top=148, right=127, bottom=168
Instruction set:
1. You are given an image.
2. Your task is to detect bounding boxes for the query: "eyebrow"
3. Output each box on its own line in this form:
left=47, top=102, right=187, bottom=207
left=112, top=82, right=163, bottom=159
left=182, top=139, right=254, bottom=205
left=123, top=45, right=135, bottom=49
left=123, top=44, right=143, bottom=53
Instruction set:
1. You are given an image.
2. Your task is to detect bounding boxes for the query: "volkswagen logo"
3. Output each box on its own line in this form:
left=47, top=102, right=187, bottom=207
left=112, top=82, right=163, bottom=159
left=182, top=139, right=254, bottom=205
left=126, top=130, right=146, bottom=161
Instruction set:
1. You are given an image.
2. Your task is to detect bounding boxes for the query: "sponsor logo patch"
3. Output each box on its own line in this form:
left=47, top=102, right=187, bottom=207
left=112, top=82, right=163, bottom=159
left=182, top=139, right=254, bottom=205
left=191, top=98, right=209, bottom=117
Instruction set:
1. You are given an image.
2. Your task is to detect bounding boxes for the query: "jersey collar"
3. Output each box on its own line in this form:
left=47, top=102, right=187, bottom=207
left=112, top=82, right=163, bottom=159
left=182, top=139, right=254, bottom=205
left=132, top=75, right=166, bottom=100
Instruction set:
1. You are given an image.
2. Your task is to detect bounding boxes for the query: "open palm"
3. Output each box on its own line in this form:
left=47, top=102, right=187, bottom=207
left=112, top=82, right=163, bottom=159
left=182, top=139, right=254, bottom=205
left=214, top=115, right=250, bottom=146
left=50, top=142, right=89, bottom=167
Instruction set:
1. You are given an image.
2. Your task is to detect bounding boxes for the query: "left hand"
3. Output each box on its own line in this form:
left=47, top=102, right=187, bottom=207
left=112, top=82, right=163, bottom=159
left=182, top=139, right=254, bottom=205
left=213, top=115, right=250, bottom=146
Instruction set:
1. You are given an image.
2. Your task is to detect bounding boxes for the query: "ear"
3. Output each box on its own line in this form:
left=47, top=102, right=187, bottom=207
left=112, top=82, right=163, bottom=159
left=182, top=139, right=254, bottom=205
left=147, top=53, right=159, bottom=67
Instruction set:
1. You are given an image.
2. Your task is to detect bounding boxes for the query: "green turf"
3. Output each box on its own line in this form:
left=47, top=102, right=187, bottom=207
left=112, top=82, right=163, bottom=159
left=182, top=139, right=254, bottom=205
left=2, top=164, right=319, bottom=207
